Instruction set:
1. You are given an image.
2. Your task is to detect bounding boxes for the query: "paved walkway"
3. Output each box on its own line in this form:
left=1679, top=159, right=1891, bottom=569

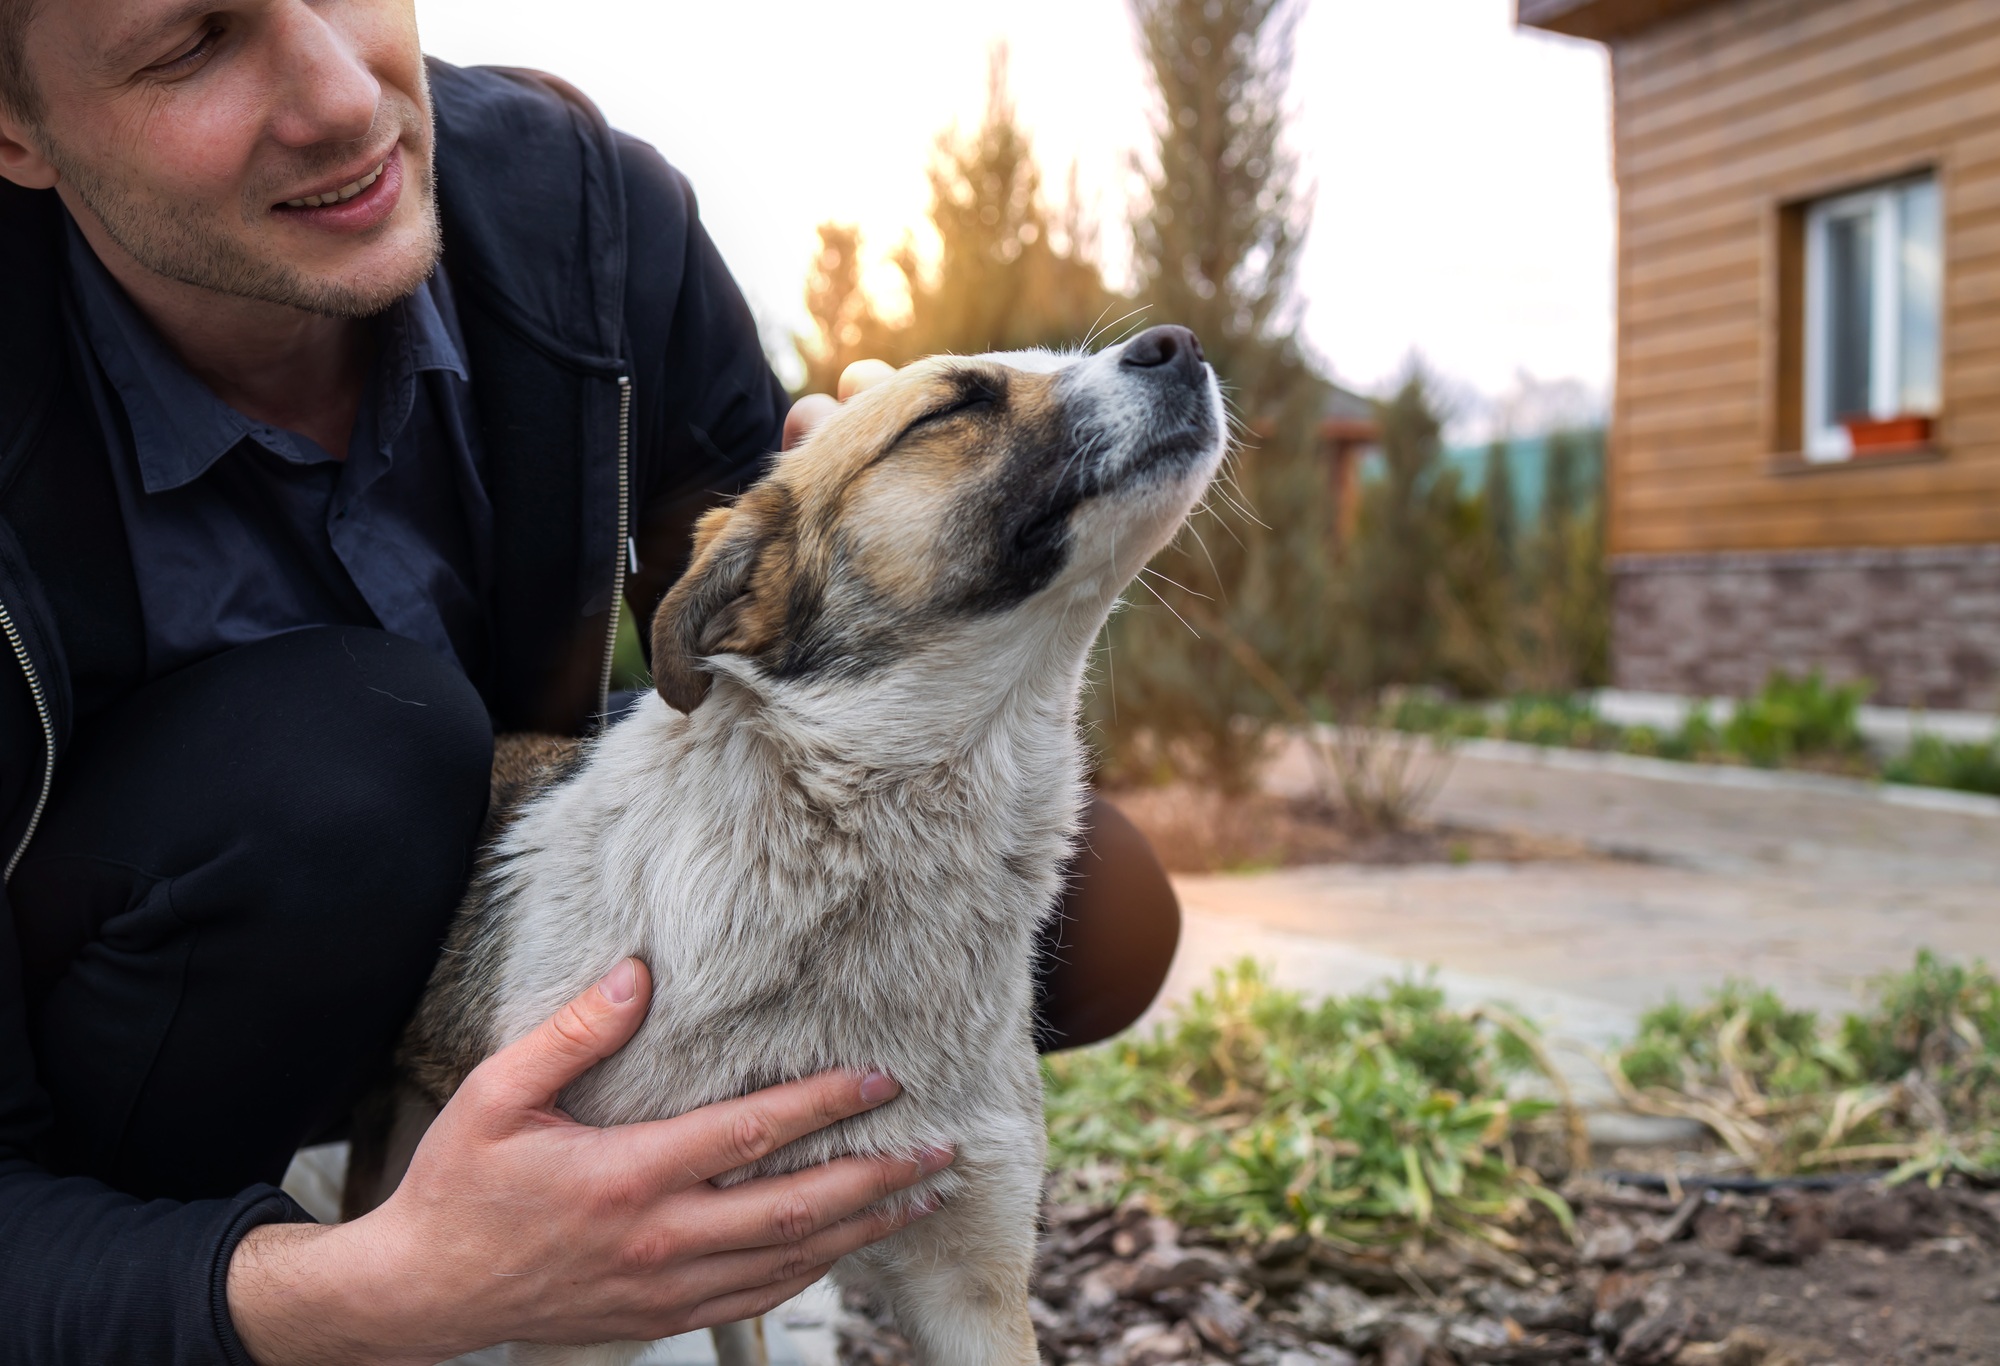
left=1150, top=741, right=2000, bottom=1044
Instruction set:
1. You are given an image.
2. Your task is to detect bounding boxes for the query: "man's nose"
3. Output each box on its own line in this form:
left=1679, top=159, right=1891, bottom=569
left=1119, top=326, right=1208, bottom=384
left=265, top=1, right=381, bottom=149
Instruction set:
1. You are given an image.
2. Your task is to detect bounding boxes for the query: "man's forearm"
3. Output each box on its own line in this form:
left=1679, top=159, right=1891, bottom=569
left=0, top=1160, right=307, bottom=1366
left=226, top=1220, right=451, bottom=1366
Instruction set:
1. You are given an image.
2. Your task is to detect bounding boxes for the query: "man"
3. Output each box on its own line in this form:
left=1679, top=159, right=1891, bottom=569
left=0, top=2, right=1181, bottom=1363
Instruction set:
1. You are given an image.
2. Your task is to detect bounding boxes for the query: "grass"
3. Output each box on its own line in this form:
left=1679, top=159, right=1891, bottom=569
left=1387, top=670, right=2000, bottom=793
left=1042, top=962, right=1577, bottom=1251
left=1609, top=950, right=2000, bottom=1183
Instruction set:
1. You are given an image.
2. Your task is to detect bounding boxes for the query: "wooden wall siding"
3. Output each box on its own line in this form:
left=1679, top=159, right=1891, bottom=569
left=1607, top=0, right=2000, bottom=555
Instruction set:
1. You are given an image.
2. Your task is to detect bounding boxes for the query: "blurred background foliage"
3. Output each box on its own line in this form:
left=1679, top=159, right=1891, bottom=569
left=787, top=0, right=1613, bottom=792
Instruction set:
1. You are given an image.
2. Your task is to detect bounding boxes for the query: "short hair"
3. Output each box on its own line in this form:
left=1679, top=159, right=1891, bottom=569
left=0, top=0, right=45, bottom=126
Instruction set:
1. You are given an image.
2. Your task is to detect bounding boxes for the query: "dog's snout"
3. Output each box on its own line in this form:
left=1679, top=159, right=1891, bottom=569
left=1119, top=325, right=1206, bottom=382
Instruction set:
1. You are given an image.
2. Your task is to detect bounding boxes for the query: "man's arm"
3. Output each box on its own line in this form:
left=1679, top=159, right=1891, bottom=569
left=0, top=878, right=309, bottom=1366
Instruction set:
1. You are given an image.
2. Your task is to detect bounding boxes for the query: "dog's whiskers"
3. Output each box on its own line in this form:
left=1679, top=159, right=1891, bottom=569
left=1131, top=571, right=1202, bottom=639
left=1138, top=564, right=1210, bottom=601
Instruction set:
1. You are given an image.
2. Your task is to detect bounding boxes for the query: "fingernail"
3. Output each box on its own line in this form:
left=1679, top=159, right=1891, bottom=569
left=859, top=1071, right=900, bottom=1104
left=598, top=958, right=638, bottom=1004
left=916, top=1145, right=955, bottom=1175
left=909, top=1192, right=943, bottom=1219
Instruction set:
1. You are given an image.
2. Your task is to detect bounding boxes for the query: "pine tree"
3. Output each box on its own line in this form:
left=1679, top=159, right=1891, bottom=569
left=795, top=48, right=1115, bottom=393
left=1128, top=0, right=1311, bottom=410
left=1518, top=427, right=1609, bottom=692
left=1090, top=0, right=1333, bottom=790
left=1544, top=428, right=1581, bottom=532
left=1482, top=437, right=1517, bottom=571
left=1339, top=371, right=1447, bottom=691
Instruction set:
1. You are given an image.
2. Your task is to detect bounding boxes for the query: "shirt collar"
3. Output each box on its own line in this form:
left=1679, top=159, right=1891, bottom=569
left=62, top=211, right=469, bottom=495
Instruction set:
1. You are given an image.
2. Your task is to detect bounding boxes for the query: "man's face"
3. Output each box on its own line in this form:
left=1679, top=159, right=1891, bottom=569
left=11, top=0, right=437, bottom=318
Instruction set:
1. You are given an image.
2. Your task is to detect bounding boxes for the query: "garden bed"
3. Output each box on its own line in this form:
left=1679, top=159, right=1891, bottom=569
left=1384, top=676, right=2000, bottom=799
left=837, top=1178, right=2000, bottom=1365
left=841, top=954, right=2000, bottom=1363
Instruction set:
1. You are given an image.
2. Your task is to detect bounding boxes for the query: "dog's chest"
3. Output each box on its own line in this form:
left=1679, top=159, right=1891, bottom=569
left=489, top=729, right=1080, bottom=1132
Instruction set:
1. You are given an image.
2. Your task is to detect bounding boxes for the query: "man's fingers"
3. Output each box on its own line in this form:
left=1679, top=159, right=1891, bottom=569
left=689, top=1191, right=933, bottom=1319
left=468, top=958, right=652, bottom=1115
left=783, top=359, right=897, bottom=451
left=836, top=358, right=896, bottom=400
left=782, top=393, right=836, bottom=451
left=683, top=1265, right=838, bottom=1336
left=624, top=1069, right=901, bottom=1185
left=700, top=1146, right=953, bottom=1252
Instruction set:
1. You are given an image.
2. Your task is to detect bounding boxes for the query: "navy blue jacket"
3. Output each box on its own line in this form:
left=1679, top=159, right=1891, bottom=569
left=0, top=62, right=788, bottom=1363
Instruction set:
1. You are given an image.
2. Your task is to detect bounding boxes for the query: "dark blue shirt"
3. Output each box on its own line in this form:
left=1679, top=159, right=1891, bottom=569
left=61, top=214, right=494, bottom=684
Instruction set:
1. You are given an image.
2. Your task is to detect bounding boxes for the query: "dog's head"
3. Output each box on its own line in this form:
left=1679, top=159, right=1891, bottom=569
left=650, top=325, right=1225, bottom=715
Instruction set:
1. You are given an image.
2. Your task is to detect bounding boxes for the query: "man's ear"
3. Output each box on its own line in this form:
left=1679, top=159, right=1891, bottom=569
left=0, top=119, right=60, bottom=192
left=649, top=486, right=794, bottom=713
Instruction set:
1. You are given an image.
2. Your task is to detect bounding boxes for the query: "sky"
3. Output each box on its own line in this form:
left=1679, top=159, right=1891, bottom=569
left=415, top=0, right=1615, bottom=417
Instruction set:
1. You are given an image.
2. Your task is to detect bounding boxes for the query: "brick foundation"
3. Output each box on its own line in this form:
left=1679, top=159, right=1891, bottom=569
left=1611, top=543, right=2000, bottom=710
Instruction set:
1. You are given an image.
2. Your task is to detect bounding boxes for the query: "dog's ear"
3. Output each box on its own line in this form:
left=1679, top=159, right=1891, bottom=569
left=650, top=486, right=794, bottom=713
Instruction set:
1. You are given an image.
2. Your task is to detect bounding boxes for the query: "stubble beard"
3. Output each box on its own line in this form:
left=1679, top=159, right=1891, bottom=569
left=43, top=92, right=442, bottom=320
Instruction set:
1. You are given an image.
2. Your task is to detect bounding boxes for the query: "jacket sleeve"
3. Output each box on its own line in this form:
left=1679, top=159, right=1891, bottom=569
left=615, top=133, right=792, bottom=630
left=0, top=876, right=309, bottom=1366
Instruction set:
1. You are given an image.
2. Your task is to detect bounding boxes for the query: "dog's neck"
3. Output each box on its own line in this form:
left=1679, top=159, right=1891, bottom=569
left=677, top=601, right=1105, bottom=793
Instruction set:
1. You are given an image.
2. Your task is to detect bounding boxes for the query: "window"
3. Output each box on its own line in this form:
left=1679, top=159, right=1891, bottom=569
left=1802, top=174, right=1941, bottom=461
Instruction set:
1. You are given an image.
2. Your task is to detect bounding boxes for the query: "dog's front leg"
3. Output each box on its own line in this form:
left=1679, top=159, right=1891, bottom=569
left=847, top=1120, right=1045, bottom=1366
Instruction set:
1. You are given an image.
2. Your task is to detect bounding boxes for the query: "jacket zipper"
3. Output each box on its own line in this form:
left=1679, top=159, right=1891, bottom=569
left=1, top=595, right=54, bottom=883
left=596, top=374, right=633, bottom=716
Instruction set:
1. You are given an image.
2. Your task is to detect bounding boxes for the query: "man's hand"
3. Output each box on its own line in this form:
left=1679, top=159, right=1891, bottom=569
left=782, top=359, right=898, bottom=451
left=227, top=959, right=944, bottom=1366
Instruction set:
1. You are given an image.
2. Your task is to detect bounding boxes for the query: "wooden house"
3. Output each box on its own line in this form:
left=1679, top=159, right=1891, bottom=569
left=1519, top=0, right=2000, bottom=710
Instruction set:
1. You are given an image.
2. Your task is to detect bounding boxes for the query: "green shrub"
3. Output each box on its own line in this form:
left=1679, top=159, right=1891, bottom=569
left=1885, top=733, right=2000, bottom=795
left=1842, top=949, right=2000, bottom=1081
left=1043, top=961, right=1570, bottom=1245
left=1620, top=982, right=1851, bottom=1099
left=1721, top=670, right=1869, bottom=767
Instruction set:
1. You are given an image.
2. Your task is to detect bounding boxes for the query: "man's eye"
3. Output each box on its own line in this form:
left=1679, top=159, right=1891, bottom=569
left=147, top=25, right=225, bottom=76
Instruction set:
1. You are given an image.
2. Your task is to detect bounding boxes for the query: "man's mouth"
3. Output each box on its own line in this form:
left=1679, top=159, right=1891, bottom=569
left=269, top=144, right=406, bottom=233
left=281, top=159, right=386, bottom=209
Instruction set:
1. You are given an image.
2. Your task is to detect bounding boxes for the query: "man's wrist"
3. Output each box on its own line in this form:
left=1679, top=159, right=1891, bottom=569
left=226, top=1218, right=445, bottom=1366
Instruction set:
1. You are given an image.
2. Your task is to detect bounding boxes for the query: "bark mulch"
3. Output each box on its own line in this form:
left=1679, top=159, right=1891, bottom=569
left=836, top=1179, right=2000, bottom=1365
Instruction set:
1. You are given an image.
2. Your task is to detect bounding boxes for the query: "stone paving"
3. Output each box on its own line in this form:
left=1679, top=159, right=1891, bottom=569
left=1154, top=740, right=2000, bottom=1041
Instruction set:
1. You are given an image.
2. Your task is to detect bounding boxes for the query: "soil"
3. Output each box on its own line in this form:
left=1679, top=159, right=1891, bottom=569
left=836, top=1179, right=2000, bottom=1365
left=1103, top=785, right=1600, bottom=874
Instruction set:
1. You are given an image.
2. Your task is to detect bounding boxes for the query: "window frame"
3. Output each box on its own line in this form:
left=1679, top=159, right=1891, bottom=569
left=1801, top=172, right=1941, bottom=463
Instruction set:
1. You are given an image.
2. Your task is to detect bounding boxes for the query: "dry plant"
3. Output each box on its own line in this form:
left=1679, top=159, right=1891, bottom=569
left=1184, top=601, right=1453, bottom=832
left=1603, top=952, right=2000, bottom=1183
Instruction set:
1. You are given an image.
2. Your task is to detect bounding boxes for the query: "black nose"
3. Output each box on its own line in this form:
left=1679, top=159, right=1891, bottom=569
left=1120, top=325, right=1207, bottom=382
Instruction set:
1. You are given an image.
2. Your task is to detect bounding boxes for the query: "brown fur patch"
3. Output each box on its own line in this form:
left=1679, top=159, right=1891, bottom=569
left=646, top=359, right=1070, bottom=710
left=649, top=482, right=800, bottom=711
left=397, top=732, right=582, bottom=1105
left=488, top=732, right=582, bottom=835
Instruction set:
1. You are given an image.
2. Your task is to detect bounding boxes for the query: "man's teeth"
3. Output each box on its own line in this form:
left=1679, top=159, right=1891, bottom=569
left=284, top=160, right=385, bottom=209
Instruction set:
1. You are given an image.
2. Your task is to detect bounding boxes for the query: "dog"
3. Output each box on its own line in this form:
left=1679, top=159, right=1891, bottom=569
left=382, top=325, right=1224, bottom=1365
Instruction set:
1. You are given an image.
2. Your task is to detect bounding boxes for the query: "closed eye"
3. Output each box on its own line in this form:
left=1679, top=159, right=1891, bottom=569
left=889, top=384, right=1000, bottom=448
left=144, top=23, right=227, bottom=78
